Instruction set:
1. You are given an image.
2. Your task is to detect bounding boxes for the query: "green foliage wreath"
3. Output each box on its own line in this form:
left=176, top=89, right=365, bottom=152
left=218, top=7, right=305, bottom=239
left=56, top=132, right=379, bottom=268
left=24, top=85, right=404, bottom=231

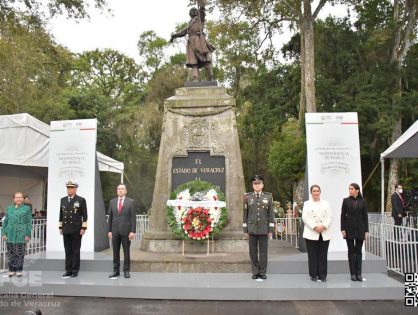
left=166, top=179, right=228, bottom=241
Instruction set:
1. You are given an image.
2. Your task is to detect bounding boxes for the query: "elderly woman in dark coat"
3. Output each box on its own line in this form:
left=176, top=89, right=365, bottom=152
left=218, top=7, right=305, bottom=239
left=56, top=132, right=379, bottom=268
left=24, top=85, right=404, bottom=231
left=340, top=183, right=369, bottom=281
left=1, top=192, right=32, bottom=277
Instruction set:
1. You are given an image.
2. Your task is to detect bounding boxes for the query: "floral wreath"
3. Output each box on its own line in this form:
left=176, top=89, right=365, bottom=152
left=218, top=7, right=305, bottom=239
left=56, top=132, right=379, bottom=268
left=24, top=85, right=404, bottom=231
left=166, top=179, right=227, bottom=241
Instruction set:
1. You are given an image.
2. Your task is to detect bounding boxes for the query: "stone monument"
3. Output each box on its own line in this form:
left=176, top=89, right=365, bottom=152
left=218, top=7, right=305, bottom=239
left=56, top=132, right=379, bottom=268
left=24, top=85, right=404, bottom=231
left=139, top=1, right=248, bottom=271
left=140, top=86, right=247, bottom=253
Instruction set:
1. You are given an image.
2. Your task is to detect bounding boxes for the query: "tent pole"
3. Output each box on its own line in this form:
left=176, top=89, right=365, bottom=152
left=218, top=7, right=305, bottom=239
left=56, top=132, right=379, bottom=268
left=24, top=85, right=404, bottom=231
left=381, top=158, right=384, bottom=215
left=121, top=172, right=124, bottom=184
left=380, top=158, right=385, bottom=259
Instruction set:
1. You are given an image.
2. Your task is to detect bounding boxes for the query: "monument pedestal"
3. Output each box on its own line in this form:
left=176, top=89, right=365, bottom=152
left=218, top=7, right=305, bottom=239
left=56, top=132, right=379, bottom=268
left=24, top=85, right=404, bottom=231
left=141, top=230, right=248, bottom=253
left=140, top=86, right=247, bottom=264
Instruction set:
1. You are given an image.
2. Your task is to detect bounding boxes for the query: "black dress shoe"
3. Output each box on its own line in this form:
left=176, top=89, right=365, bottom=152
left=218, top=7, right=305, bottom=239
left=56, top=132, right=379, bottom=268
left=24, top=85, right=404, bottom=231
left=259, top=274, right=267, bottom=280
left=356, top=275, right=363, bottom=282
left=252, top=274, right=259, bottom=279
left=351, top=275, right=357, bottom=281
left=62, top=272, right=72, bottom=278
left=311, top=276, right=318, bottom=281
left=318, top=278, right=327, bottom=282
left=124, top=271, right=130, bottom=278
left=71, top=273, right=78, bottom=277
left=109, top=272, right=120, bottom=279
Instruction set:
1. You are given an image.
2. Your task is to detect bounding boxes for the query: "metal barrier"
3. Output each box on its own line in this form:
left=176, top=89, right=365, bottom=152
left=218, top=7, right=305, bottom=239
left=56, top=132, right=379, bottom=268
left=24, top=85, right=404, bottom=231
left=27, top=219, right=47, bottom=254
left=0, top=227, right=5, bottom=270
left=0, top=219, right=47, bottom=271
left=135, top=215, right=150, bottom=240
left=274, top=216, right=300, bottom=248
left=368, top=212, right=418, bottom=228
left=365, top=222, right=418, bottom=275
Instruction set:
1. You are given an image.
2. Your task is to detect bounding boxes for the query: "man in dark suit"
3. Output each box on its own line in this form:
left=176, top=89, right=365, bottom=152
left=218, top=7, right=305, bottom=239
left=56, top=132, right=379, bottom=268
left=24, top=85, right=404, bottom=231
left=391, top=184, right=406, bottom=226
left=59, top=181, right=88, bottom=278
left=108, top=183, right=137, bottom=279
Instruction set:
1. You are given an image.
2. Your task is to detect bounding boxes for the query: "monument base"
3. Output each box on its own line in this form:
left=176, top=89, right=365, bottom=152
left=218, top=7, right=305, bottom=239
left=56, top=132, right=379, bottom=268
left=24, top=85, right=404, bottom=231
left=130, top=250, right=250, bottom=273
left=138, top=227, right=249, bottom=271
left=184, top=80, right=218, bottom=87
left=140, top=229, right=247, bottom=253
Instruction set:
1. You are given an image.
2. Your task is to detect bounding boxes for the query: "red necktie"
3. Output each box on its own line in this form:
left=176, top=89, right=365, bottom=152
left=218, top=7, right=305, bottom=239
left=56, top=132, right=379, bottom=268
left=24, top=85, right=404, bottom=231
left=118, top=199, right=123, bottom=214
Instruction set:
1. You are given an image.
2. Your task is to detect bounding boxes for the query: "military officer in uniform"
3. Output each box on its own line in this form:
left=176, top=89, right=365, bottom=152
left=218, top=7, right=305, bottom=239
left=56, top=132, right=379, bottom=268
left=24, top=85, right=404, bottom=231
left=243, top=175, right=274, bottom=280
left=59, top=181, right=88, bottom=278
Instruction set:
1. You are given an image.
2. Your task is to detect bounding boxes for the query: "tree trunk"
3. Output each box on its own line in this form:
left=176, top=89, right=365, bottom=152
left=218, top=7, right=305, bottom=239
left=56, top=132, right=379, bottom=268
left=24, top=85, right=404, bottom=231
left=298, top=24, right=306, bottom=128
left=386, top=119, right=402, bottom=210
left=302, top=0, right=316, bottom=113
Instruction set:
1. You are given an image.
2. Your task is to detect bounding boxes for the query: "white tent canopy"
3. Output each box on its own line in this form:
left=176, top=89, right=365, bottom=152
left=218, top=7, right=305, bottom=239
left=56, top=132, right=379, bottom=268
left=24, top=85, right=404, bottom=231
left=380, top=119, right=418, bottom=213
left=0, top=113, right=124, bottom=172
left=0, top=113, right=124, bottom=212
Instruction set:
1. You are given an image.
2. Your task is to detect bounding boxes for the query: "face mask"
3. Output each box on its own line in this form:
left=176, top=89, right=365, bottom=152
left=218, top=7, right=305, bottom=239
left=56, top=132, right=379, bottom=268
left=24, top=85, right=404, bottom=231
left=398, top=189, right=403, bottom=194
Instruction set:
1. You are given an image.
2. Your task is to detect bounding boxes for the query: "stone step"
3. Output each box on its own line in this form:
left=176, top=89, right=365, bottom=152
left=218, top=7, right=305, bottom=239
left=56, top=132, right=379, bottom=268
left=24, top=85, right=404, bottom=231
left=25, top=250, right=387, bottom=274
left=0, top=271, right=403, bottom=301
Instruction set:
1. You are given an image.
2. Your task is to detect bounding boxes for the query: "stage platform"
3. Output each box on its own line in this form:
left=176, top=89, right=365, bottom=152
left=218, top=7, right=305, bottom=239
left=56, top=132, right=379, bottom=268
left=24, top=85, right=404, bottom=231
left=0, top=240, right=404, bottom=301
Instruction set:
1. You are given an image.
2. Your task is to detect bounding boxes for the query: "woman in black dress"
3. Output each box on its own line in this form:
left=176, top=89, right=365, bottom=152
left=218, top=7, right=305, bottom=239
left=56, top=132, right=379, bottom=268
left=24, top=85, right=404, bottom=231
left=340, top=183, right=369, bottom=281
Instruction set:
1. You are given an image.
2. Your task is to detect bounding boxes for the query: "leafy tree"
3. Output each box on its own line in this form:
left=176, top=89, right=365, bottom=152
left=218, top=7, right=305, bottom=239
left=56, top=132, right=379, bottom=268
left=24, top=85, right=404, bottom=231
left=238, top=62, right=301, bottom=194
left=214, top=0, right=335, bottom=116
left=268, top=118, right=306, bottom=202
left=0, top=0, right=108, bottom=19
left=72, top=49, right=144, bottom=102
left=0, top=11, right=74, bottom=120
left=207, top=20, right=260, bottom=96
left=137, top=30, right=169, bottom=81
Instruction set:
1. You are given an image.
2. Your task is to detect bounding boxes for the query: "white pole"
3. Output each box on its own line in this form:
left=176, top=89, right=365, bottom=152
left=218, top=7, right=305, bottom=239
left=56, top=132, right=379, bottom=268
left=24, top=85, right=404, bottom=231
left=381, top=158, right=385, bottom=215
left=121, top=172, right=124, bottom=183
left=380, top=158, right=385, bottom=259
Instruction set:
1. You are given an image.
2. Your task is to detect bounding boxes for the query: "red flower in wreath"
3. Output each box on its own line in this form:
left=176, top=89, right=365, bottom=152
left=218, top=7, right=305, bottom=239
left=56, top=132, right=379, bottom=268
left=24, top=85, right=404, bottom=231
left=182, top=207, right=213, bottom=240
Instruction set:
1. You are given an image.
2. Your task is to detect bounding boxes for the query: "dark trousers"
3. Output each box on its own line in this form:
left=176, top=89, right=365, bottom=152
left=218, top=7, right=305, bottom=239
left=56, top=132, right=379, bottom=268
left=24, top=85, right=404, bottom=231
left=394, top=216, right=403, bottom=226
left=249, top=234, right=268, bottom=276
left=393, top=216, right=403, bottom=240
left=346, top=238, right=364, bottom=276
left=63, top=233, right=82, bottom=273
left=305, top=234, right=330, bottom=280
left=112, top=233, right=131, bottom=272
left=7, top=243, right=26, bottom=272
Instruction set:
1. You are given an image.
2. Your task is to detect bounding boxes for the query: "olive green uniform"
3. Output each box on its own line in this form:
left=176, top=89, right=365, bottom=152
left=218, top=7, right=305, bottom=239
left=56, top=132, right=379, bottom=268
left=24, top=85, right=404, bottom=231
left=243, top=192, right=274, bottom=276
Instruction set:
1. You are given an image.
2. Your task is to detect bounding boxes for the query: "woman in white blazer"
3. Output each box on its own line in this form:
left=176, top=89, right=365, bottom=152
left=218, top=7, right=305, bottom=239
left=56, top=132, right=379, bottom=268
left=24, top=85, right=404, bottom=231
left=302, top=184, right=332, bottom=282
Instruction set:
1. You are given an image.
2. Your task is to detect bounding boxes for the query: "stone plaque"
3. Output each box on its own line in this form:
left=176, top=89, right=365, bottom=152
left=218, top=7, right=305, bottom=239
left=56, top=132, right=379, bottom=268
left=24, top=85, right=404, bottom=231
left=172, top=151, right=225, bottom=193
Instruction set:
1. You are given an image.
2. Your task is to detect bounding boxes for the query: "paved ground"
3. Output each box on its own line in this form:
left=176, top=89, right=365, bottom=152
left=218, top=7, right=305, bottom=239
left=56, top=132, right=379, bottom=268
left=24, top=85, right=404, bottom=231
left=0, top=297, right=416, bottom=315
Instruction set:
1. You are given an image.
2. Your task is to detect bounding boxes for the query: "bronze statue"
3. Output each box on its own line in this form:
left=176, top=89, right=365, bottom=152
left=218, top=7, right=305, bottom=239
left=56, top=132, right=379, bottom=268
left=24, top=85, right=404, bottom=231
left=170, top=0, right=215, bottom=82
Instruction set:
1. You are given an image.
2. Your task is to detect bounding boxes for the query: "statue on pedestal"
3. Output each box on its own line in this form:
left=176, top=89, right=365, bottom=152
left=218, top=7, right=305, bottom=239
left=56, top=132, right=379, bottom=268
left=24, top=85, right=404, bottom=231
left=170, top=0, right=215, bottom=82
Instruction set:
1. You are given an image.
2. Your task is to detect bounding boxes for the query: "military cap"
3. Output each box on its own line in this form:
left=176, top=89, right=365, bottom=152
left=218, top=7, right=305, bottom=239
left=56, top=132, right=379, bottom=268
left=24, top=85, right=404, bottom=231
left=65, top=180, right=79, bottom=188
left=250, top=174, right=264, bottom=182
